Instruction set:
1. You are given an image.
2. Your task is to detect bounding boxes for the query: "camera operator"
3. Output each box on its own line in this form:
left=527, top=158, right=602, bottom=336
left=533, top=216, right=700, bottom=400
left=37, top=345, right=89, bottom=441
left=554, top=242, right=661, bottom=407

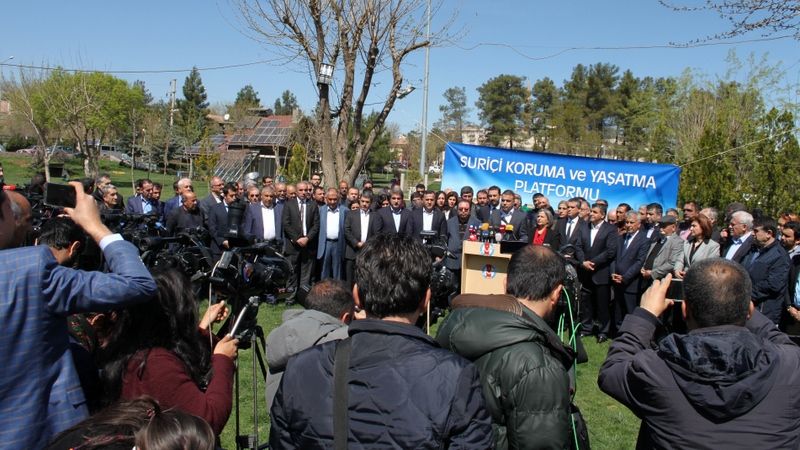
left=100, top=270, right=238, bottom=436
left=0, top=183, right=157, bottom=450
left=437, top=245, right=576, bottom=449
left=599, top=260, right=800, bottom=449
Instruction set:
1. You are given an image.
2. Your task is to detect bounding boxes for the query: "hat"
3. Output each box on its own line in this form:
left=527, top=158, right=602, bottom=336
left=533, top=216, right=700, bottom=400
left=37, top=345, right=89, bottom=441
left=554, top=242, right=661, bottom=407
left=659, top=216, right=677, bottom=225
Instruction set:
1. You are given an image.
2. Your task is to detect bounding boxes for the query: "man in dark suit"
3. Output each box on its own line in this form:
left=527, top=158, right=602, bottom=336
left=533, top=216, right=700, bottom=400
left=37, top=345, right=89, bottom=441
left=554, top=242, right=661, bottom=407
left=165, top=191, right=206, bottom=236
left=577, top=203, right=619, bottom=342
left=446, top=199, right=481, bottom=293
left=611, top=211, right=650, bottom=331
left=199, top=176, right=224, bottom=219
left=282, top=181, right=320, bottom=305
left=405, top=190, right=446, bottom=242
left=556, top=197, right=586, bottom=265
left=317, top=188, right=346, bottom=280
left=0, top=186, right=156, bottom=449
left=344, top=190, right=379, bottom=284
left=206, top=182, right=239, bottom=261
left=242, top=186, right=283, bottom=247
left=489, top=190, right=529, bottom=241
left=376, top=188, right=411, bottom=236
left=721, top=210, right=754, bottom=263
left=124, top=178, right=155, bottom=215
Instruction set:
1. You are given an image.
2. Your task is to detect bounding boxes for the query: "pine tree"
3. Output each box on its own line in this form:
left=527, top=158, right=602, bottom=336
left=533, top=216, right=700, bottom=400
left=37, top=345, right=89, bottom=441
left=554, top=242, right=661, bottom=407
left=475, top=74, right=529, bottom=148
left=273, top=90, right=299, bottom=115
left=175, top=67, right=209, bottom=157
left=235, top=84, right=261, bottom=108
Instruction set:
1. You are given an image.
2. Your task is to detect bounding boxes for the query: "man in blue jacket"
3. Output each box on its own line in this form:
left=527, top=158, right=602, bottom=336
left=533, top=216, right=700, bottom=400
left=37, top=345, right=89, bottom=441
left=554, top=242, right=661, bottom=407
left=270, top=234, right=492, bottom=449
left=744, top=216, right=790, bottom=324
left=0, top=184, right=157, bottom=450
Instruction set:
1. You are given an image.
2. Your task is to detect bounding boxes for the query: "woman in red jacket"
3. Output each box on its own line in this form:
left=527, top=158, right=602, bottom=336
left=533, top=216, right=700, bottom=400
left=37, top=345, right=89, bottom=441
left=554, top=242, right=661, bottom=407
left=101, top=270, right=238, bottom=435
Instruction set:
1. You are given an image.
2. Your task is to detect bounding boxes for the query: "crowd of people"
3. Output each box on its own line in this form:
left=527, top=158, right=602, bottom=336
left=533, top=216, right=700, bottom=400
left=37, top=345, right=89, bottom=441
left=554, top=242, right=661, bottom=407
left=3, top=167, right=800, bottom=449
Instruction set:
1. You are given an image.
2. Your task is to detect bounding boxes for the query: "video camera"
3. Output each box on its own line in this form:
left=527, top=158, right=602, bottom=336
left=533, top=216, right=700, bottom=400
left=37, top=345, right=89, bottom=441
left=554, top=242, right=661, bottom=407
left=208, top=198, right=292, bottom=346
left=419, top=230, right=458, bottom=325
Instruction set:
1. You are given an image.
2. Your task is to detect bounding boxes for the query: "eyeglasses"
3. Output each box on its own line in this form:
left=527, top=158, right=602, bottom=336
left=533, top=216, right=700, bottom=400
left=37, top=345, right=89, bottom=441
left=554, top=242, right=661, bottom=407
left=457, top=208, right=471, bottom=212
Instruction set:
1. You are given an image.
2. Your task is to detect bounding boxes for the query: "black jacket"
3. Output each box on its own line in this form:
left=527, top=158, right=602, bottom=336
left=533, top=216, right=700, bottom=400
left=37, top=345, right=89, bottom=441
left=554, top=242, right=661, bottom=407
left=599, top=308, right=800, bottom=449
left=270, top=319, right=493, bottom=449
left=744, top=239, right=791, bottom=324
left=437, top=295, right=574, bottom=450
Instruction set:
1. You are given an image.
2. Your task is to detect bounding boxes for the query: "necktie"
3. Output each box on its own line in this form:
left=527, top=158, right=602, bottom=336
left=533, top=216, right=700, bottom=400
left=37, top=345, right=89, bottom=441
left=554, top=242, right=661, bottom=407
left=624, top=234, right=631, bottom=249
left=734, top=238, right=742, bottom=245
left=566, top=220, right=573, bottom=238
left=300, top=201, right=305, bottom=224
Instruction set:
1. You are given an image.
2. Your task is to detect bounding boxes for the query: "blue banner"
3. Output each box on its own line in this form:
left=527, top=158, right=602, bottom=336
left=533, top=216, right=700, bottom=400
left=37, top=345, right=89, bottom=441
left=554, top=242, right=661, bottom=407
left=441, top=142, right=681, bottom=209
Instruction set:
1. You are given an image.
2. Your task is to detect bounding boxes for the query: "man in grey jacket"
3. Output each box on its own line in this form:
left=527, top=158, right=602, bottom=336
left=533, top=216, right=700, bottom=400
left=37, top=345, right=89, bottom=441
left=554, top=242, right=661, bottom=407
left=264, top=279, right=353, bottom=409
left=640, top=215, right=683, bottom=290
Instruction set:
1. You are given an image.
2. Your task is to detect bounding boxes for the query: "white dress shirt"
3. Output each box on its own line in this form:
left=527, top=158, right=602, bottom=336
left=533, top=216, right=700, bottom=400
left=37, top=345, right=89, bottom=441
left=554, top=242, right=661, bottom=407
left=326, top=207, right=341, bottom=240
left=261, top=205, right=276, bottom=241
left=360, top=210, right=370, bottom=242
left=422, top=209, right=434, bottom=231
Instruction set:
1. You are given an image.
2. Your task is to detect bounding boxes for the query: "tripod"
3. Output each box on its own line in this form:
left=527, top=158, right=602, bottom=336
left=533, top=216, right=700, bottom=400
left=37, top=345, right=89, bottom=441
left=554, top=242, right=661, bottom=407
left=227, top=296, right=270, bottom=450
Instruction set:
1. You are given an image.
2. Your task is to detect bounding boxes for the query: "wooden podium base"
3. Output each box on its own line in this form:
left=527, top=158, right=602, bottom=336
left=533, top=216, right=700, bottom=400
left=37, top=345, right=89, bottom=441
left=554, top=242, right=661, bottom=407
left=461, top=241, right=512, bottom=295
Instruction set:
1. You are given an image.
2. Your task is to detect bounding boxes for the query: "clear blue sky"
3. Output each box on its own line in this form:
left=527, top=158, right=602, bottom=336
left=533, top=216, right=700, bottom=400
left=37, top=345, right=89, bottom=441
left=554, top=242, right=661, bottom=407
left=1, top=1, right=797, bottom=133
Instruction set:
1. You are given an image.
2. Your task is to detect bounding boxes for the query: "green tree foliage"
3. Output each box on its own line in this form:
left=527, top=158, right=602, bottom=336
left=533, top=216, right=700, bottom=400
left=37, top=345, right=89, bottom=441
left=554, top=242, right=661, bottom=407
left=176, top=67, right=210, bottom=161
left=235, top=84, right=261, bottom=108
left=476, top=74, right=529, bottom=148
left=436, top=86, right=470, bottom=141
left=34, top=69, right=144, bottom=177
left=530, top=77, right=558, bottom=150
left=273, top=90, right=298, bottom=115
left=285, top=142, right=308, bottom=183
left=360, top=112, right=392, bottom=174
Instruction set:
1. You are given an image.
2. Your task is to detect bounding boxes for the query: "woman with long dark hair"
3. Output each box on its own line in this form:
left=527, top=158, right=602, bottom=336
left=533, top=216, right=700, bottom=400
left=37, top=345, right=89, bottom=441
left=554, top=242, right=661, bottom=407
left=100, top=270, right=237, bottom=435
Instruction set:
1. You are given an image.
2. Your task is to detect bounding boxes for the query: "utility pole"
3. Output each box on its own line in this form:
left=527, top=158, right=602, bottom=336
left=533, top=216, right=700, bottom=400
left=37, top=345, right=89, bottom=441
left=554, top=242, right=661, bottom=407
left=164, top=79, right=176, bottom=176
left=419, top=0, right=431, bottom=188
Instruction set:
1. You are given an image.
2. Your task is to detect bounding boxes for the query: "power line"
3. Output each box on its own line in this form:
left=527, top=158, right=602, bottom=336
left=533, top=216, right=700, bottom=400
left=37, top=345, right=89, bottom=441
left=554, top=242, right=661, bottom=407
left=679, top=128, right=798, bottom=167
left=0, top=34, right=792, bottom=77
left=448, top=34, right=795, bottom=61
left=0, top=58, right=282, bottom=75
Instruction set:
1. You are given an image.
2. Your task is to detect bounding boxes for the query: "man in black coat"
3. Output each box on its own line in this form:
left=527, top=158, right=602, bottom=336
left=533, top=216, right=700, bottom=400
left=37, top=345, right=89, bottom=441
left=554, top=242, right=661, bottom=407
left=600, top=259, right=800, bottom=449
left=375, top=188, right=411, bottom=237
left=488, top=190, right=529, bottom=241
left=206, top=182, right=239, bottom=261
left=744, top=217, right=790, bottom=324
left=577, top=203, right=619, bottom=342
left=405, top=190, right=446, bottom=243
left=344, top=190, right=379, bottom=285
left=282, top=181, right=320, bottom=305
left=164, top=191, right=205, bottom=236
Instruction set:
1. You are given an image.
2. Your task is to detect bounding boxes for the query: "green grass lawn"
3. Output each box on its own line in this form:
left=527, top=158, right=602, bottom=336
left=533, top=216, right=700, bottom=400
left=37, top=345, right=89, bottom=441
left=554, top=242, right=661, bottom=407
left=217, top=304, right=639, bottom=449
left=0, top=154, right=209, bottom=200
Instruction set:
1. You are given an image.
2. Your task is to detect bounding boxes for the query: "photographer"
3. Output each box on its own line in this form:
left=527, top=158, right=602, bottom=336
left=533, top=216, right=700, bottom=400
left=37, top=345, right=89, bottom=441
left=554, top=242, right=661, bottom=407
left=100, top=270, right=238, bottom=436
left=599, top=260, right=800, bottom=449
left=0, top=183, right=157, bottom=450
